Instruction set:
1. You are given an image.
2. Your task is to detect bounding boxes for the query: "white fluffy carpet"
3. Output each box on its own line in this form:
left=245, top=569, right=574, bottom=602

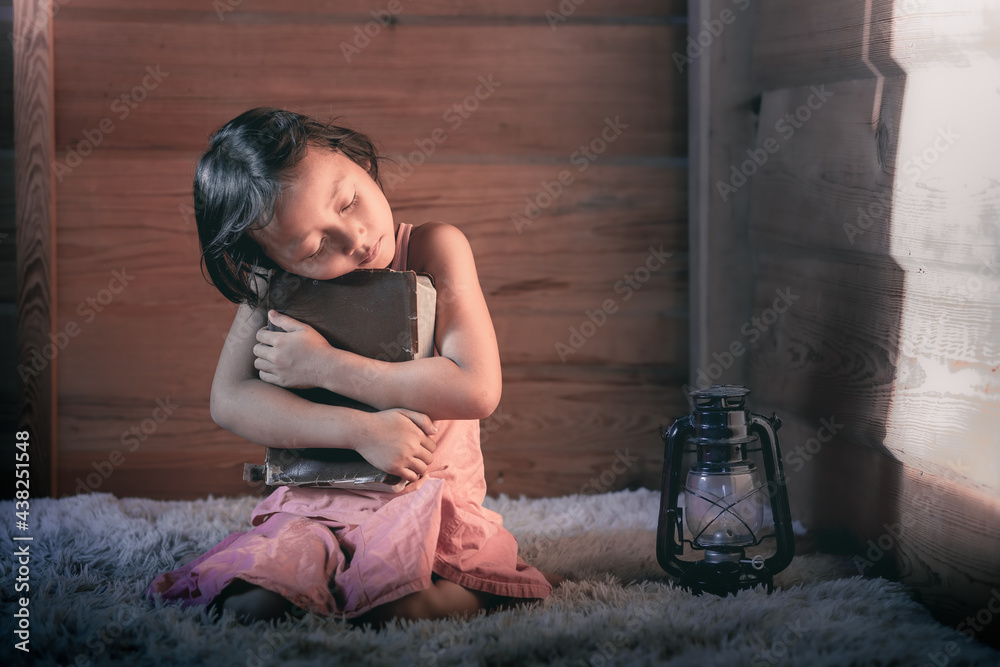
left=2, top=488, right=998, bottom=666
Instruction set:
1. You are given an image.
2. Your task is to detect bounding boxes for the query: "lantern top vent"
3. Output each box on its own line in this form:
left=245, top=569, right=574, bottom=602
left=690, top=384, right=750, bottom=410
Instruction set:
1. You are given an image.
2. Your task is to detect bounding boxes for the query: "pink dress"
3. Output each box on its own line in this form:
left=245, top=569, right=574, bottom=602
left=145, top=223, right=551, bottom=619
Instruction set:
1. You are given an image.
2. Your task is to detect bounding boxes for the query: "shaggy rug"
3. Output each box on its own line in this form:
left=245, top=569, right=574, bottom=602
left=2, top=488, right=998, bottom=666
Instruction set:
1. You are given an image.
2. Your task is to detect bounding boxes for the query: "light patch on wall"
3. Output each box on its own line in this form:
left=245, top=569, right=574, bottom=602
left=881, top=1, right=1000, bottom=493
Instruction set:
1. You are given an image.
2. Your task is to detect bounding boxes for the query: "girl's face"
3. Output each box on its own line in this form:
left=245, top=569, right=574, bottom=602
left=251, top=146, right=395, bottom=280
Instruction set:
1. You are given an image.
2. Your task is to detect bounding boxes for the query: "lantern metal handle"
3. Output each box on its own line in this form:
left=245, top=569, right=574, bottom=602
left=656, top=415, right=694, bottom=579
left=748, top=413, right=795, bottom=575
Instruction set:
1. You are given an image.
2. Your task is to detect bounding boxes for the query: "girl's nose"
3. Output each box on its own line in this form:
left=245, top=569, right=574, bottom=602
left=343, top=224, right=366, bottom=255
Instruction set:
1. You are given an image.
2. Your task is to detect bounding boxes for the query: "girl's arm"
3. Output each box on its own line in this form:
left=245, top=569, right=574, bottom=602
left=314, top=222, right=501, bottom=420
left=259, top=223, right=501, bottom=421
left=209, top=277, right=439, bottom=483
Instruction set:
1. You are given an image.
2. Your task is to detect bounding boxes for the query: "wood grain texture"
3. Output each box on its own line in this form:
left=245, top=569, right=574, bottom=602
left=62, top=0, right=686, bottom=18
left=56, top=364, right=689, bottom=500
left=775, top=410, right=1000, bottom=645
left=54, top=154, right=687, bottom=370
left=747, top=2, right=1000, bottom=644
left=484, top=365, right=688, bottom=498
left=13, top=0, right=56, bottom=498
left=0, top=18, right=13, bottom=149
left=747, top=73, right=1000, bottom=495
left=41, top=1, right=687, bottom=499
left=688, top=0, right=760, bottom=388
left=755, top=0, right=1000, bottom=91
left=0, top=149, right=14, bottom=302
left=51, top=20, right=685, bottom=158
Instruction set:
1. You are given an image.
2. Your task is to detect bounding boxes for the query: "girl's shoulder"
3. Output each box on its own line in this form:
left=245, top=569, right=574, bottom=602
left=405, top=222, right=475, bottom=275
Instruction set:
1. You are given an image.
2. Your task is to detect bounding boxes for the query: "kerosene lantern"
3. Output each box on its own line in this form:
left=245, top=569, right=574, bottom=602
left=657, top=385, right=794, bottom=595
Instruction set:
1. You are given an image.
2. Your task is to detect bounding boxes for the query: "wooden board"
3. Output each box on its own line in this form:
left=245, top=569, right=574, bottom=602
left=51, top=19, right=685, bottom=158
left=63, top=0, right=686, bottom=18
left=747, top=71, right=1000, bottom=495
left=54, top=154, right=687, bottom=366
left=763, top=409, right=1000, bottom=645
left=747, top=1, right=1000, bottom=644
left=756, top=0, right=1000, bottom=90
left=35, top=2, right=688, bottom=500
left=687, top=0, right=761, bottom=389
left=13, top=0, right=57, bottom=497
left=56, top=364, right=689, bottom=500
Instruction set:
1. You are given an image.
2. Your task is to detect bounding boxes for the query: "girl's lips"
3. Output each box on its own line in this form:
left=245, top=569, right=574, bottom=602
left=359, top=238, right=381, bottom=265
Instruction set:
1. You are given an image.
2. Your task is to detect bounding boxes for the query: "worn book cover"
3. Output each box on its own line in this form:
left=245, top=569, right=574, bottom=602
left=242, top=268, right=436, bottom=492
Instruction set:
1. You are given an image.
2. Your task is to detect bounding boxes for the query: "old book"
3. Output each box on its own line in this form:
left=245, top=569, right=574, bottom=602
left=242, top=268, right=436, bottom=492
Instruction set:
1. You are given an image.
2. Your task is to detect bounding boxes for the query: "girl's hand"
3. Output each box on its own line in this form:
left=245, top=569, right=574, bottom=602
left=253, top=310, right=331, bottom=389
left=353, top=409, right=439, bottom=483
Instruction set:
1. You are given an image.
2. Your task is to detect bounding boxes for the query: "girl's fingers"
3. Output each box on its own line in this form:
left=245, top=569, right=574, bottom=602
left=398, top=409, right=439, bottom=441
left=269, top=310, right=307, bottom=331
left=413, top=447, right=434, bottom=465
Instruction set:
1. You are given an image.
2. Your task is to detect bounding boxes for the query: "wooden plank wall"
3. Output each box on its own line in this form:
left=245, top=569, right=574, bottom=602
left=686, top=0, right=759, bottom=394
left=746, top=0, right=1000, bottom=644
left=24, top=1, right=689, bottom=500
left=1, top=0, right=23, bottom=496
left=9, top=0, right=59, bottom=501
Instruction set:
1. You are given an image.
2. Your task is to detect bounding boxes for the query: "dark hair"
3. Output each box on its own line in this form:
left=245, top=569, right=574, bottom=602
left=194, top=107, right=386, bottom=309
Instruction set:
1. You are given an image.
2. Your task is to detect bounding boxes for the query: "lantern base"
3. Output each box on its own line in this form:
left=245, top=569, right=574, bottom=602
left=678, top=561, right=773, bottom=597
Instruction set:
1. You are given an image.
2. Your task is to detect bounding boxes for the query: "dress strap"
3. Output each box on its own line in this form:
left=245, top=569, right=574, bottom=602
left=390, top=223, right=412, bottom=271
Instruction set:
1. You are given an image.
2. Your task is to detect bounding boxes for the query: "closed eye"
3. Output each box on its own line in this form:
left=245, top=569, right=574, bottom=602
left=306, top=238, right=325, bottom=260
left=342, top=191, right=358, bottom=213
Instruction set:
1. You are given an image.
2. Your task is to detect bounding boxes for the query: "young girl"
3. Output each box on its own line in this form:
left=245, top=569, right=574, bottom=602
left=145, top=107, right=559, bottom=625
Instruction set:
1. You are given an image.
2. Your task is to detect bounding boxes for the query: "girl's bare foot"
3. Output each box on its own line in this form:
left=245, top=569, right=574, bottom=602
left=351, top=574, right=498, bottom=628
left=211, top=578, right=296, bottom=625
left=542, top=570, right=566, bottom=587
